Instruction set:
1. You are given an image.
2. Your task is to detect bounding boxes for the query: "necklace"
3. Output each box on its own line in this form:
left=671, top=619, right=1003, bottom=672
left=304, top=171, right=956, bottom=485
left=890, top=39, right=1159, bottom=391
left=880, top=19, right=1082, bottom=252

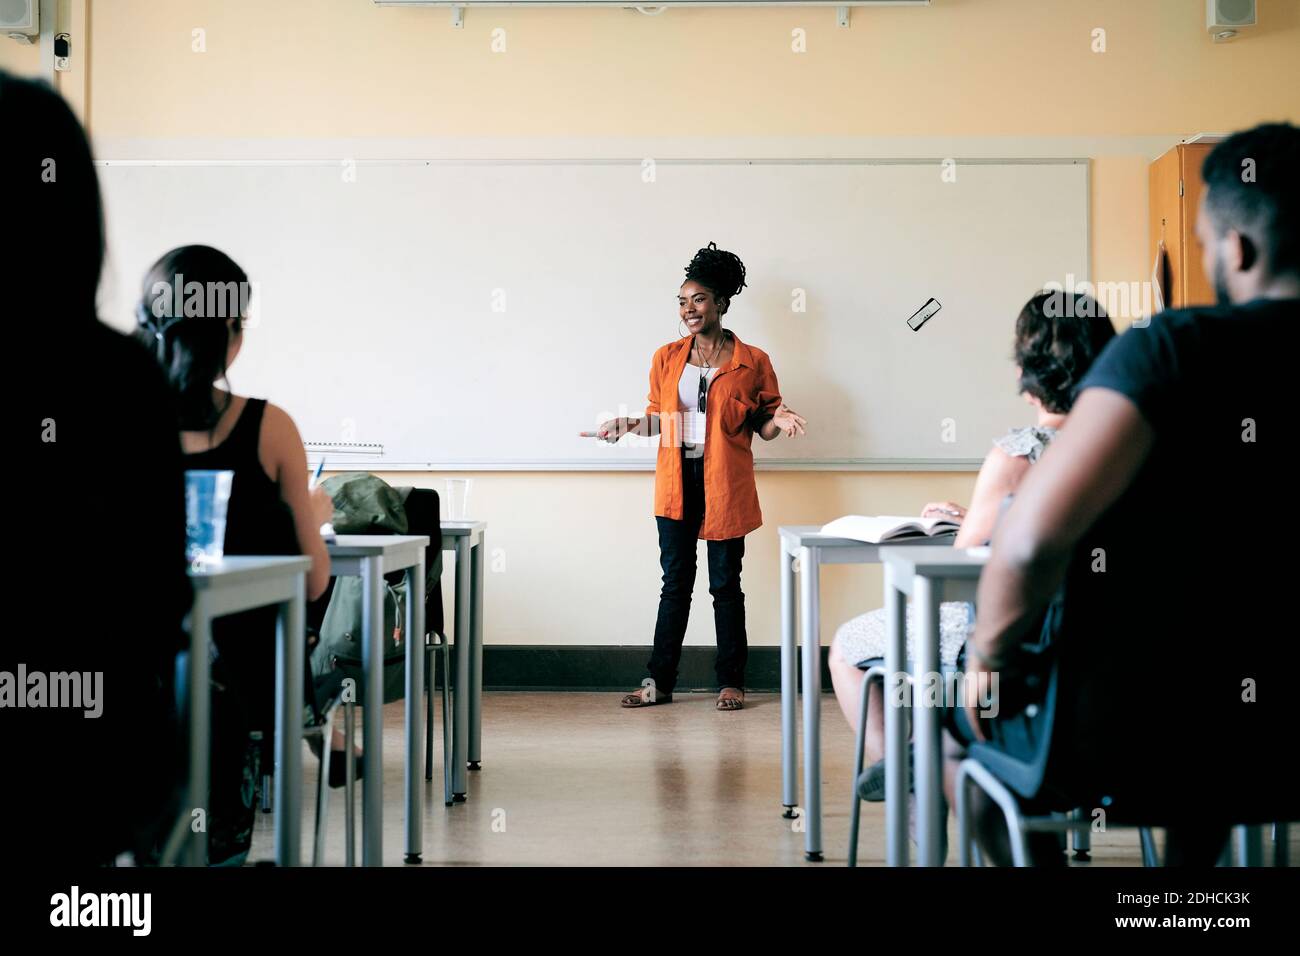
left=694, top=330, right=728, bottom=370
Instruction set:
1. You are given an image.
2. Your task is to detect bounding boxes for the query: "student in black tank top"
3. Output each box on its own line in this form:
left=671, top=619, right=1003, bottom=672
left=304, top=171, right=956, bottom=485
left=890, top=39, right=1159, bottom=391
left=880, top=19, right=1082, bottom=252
left=183, top=397, right=299, bottom=737
left=138, top=245, right=342, bottom=863
left=185, top=398, right=298, bottom=559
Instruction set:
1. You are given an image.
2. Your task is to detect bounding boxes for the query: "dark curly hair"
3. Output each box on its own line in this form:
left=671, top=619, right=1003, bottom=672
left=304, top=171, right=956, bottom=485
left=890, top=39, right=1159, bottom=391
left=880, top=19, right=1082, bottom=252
left=1014, top=290, right=1116, bottom=414
left=683, top=242, right=747, bottom=313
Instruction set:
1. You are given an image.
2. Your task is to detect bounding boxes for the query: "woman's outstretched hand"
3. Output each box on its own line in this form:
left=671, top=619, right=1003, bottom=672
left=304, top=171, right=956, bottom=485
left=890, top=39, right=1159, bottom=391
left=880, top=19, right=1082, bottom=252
left=587, top=417, right=641, bottom=443
left=769, top=404, right=807, bottom=438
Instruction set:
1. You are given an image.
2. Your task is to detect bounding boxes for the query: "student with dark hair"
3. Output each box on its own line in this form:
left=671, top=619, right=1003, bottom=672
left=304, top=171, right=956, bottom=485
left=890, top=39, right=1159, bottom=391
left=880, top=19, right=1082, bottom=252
left=953, top=122, right=1300, bottom=865
left=592, top=243, right=807, bottom=711
left=137, top=245, right=342, bottom=864
left=4, top=70, right=191, bottom=864
left=828, top=291, right=1115, bottom=803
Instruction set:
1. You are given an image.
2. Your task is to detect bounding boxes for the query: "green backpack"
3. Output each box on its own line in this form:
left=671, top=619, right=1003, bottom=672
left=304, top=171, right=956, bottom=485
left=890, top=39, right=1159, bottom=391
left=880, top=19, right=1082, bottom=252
left=310, top=473, right=441, bottom=706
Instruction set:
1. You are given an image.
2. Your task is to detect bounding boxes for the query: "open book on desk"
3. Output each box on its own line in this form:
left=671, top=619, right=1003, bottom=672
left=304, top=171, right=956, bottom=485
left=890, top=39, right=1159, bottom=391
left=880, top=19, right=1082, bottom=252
left=816, top=514, right=960, bottom=544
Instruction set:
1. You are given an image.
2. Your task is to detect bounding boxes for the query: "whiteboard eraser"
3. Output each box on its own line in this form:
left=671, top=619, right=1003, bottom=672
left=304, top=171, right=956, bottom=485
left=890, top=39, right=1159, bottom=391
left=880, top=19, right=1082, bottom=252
left=907, top=298, right=942, bottom=331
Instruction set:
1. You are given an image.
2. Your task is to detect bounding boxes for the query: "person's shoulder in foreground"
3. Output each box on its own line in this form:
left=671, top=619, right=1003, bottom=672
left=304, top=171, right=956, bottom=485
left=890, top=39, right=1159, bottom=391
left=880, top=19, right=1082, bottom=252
left=1077, top=297, right=1297, bottom=410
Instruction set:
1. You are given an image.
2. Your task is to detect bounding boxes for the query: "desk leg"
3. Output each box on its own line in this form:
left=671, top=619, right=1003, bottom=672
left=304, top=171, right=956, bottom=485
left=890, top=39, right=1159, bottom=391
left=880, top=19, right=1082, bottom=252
left=1238, top=825, right=1264, bottom=866
left=452, top=537, right=471, bottom=800
left=362, top=555, right=385, bottom=866
left=404, top=553, right=426, bottom=864
left=188, top=601, right=212, bottom=867
left=913, top=576, right=943, bottom=866
left=468, top=535, right=484, bottom=771
left=274, top=582, right=305, bottom=867
left=884, top=563, right=909, bottom=867
left=799, top=546, right=822, bottom=862
left=780, top=545, right=797, bottom=817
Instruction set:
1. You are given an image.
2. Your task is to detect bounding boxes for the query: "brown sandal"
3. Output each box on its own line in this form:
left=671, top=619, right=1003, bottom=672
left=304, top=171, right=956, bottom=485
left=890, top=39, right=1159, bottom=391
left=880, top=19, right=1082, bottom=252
left=716, top=687, right=745, bottom=711
left=620, top=680, right=672, bottom=708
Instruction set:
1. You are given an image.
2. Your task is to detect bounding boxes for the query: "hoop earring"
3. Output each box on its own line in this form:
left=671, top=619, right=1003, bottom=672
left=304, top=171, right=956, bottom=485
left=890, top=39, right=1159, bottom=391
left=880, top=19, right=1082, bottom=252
left=678, top=320, right=690, bottom=337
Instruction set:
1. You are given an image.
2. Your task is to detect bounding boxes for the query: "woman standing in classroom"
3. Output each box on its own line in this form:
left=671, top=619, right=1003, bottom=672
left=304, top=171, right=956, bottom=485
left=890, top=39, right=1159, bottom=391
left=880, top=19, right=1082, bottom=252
left=594, top=243, right=807, bottom=711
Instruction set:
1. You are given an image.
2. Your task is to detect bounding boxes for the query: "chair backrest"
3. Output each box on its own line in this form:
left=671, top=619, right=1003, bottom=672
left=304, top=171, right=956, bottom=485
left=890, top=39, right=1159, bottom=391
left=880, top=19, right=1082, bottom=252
left=305, top=485, right=445, bottom=639
left=967, top=640, right=1060, bottom=805
left=396, top=486, right=445, bottom=638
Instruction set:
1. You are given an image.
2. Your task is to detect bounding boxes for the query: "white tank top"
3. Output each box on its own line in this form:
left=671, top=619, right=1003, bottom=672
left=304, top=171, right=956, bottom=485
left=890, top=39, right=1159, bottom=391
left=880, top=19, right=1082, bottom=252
left=678, top=363, right=718, bottom=445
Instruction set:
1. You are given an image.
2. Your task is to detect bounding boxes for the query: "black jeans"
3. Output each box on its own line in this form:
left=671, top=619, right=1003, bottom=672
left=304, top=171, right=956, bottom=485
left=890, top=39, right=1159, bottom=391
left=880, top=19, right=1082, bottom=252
left=647, top=446, right=747, bottom=695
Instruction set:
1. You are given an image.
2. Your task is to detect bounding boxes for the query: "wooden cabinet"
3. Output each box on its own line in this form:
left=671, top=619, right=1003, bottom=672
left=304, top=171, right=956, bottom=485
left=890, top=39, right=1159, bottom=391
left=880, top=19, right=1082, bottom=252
left=1149, top=142, right=1216, bottom=309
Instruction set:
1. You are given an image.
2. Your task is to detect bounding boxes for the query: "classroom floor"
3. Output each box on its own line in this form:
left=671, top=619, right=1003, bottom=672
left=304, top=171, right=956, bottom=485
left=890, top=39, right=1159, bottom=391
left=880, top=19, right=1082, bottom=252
left=252, top=692, right=1291, bottom=867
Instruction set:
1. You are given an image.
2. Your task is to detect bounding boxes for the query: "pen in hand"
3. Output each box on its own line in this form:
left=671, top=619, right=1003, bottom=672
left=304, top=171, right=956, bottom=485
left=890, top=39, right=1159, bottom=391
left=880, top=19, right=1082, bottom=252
left=922, top=502, right=966, bottom=519
left=310, top=458, right=335, bottom=537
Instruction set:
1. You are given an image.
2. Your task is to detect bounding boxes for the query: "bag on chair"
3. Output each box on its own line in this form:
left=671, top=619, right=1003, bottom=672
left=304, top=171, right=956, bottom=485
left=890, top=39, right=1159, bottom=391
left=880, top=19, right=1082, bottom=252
left=310, top=473, right=435, bottom=706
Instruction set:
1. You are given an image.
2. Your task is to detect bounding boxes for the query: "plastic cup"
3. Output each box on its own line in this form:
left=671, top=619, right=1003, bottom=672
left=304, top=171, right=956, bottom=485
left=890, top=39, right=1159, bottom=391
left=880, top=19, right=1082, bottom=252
left=445, top=477, right=472, bottom=521
left=185, top=469, right=234, bottom=564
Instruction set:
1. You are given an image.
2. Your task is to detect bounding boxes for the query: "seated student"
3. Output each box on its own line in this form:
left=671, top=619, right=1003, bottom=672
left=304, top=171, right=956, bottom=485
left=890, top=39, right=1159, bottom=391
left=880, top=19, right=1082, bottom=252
left=5, top=71, right=191, bottom=864
left=953, top=122, right=1300, bottom=866
left=829, top=291, right=1114, bottom=801
left=137, top=245, right=350, bottom=865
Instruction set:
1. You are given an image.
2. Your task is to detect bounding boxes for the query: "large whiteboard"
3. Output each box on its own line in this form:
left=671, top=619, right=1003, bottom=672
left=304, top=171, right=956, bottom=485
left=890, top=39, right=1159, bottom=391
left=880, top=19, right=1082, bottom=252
left=97, top=158, right=1088, bottom=469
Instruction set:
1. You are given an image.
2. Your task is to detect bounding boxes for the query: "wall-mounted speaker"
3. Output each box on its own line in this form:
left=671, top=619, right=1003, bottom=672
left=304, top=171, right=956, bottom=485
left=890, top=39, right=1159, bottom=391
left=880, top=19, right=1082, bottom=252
left=1, top=0, right=38, bottom=41
left=1207, top=0, right=1257, bottom=42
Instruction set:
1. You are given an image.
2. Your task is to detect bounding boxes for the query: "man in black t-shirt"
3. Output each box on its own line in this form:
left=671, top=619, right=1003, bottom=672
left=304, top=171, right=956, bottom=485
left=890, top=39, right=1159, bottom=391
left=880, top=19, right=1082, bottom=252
left=953, top=123, right=1300, bottom=865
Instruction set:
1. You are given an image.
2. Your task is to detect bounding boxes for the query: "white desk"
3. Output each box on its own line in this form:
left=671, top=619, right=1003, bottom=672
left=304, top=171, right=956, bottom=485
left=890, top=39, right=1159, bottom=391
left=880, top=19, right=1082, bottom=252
left=880, top=545, right=986, bottom=866
left=441, top=521, right=487, bottom=800
left=186, top=555, right=311, bottom=867
left=777, top=526, right=957, bottom=861
left=326, top=536, right=428, bottom=866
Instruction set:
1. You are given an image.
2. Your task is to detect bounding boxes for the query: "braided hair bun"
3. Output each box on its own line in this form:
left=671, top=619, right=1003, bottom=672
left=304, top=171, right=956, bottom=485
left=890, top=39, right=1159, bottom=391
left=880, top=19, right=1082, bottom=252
left=683, top=242, right=747, bottom=312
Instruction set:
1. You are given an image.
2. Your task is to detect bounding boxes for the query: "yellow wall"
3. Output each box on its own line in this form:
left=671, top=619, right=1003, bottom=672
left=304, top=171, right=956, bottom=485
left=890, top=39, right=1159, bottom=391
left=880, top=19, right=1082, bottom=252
left=4, top=1, right=1297, bottom=649
left=24, top=0, right=1300, bottom=137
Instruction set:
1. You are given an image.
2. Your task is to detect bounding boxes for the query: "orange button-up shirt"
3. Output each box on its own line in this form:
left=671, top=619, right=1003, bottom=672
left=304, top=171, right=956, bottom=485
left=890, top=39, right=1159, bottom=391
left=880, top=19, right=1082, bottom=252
left=645, top=332, right=783, bottom=540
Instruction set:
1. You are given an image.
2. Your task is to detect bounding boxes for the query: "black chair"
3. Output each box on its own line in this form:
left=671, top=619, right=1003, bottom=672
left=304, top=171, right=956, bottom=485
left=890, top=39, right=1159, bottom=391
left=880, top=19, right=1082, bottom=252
left=259, top=486, right=452, bottom=862
left=954, top=657, right=1294, bottom=866
left=299, top=487, right=453, bottom=806
left=164, top=646, right=355, bottom=867
left=395, top=487, right=453, bottom=807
